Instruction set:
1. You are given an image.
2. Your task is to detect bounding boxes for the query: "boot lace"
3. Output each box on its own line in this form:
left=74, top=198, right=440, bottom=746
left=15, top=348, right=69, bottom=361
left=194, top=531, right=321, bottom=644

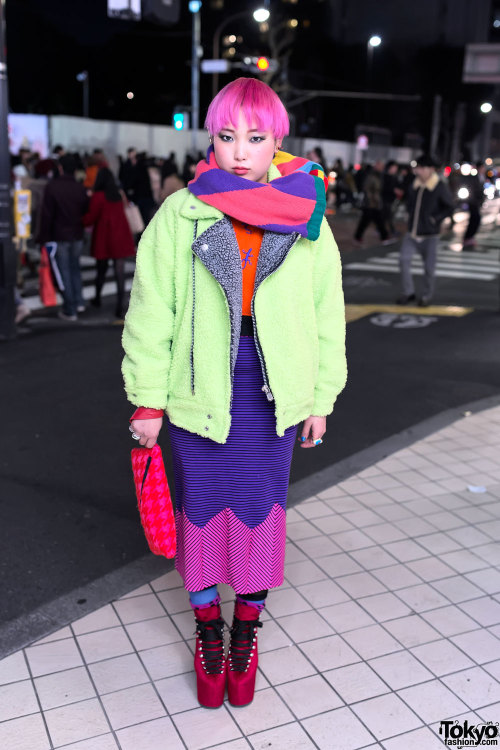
left=195, top=617, right=225, bottom=674
left=229, top=618, right=262, bottom=672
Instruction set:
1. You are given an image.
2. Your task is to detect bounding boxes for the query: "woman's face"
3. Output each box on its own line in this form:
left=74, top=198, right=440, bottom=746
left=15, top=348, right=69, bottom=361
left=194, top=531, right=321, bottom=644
left=213, top=110, right=281, bottom=184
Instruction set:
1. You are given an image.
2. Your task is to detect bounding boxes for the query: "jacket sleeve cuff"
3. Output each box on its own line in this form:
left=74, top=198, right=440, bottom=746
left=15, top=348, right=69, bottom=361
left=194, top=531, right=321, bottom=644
left=312, top=392, right=338, bottom=418
left=130, top=407, right=164, bottom=422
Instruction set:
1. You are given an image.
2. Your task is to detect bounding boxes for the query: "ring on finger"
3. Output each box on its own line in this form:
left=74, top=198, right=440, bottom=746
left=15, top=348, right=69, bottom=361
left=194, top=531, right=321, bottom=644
left=131, top=432, right=141, bottom=440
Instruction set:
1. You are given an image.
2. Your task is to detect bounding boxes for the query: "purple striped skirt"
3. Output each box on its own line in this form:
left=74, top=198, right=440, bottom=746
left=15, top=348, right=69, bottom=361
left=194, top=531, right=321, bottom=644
left=166, top=335, right=297, bottom=593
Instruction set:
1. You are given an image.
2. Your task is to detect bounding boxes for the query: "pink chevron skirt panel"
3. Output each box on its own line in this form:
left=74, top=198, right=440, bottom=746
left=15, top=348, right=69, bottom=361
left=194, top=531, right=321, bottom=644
left=166, top=335, right=297, bottom=593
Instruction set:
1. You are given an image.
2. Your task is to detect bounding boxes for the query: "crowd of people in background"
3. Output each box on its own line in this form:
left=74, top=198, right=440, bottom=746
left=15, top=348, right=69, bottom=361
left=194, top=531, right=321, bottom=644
left=306, top=145, right=488, bottom=306
left=9, top=142, right=491, bottom=323
left=10, top=144, right=196, bottom=323
left=305, top=146, right=487, bottom=252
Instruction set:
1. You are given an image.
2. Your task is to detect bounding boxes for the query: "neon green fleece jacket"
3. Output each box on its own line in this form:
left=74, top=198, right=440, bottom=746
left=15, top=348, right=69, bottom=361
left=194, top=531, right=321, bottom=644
left=122, top=166, right=347, bottom=444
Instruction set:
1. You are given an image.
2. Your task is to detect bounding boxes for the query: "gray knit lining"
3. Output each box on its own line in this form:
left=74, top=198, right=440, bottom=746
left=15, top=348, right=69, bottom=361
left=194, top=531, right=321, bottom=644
left=192, top=216, right=242, bottom=379
left=192, top=217, right=301, bottom=380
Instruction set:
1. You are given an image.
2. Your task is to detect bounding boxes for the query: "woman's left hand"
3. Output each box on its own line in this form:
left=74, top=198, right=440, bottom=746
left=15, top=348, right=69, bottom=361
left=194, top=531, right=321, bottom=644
left=299, top=416, right=326, bottom=448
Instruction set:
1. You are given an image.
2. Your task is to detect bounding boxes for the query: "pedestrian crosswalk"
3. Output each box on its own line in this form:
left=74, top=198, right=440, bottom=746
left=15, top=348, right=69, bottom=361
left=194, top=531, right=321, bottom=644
left=344, top=242, right=500, bottom=282
left=19, top=234, right=500, bottom=315
left=20, top=257, right=136, bottom=313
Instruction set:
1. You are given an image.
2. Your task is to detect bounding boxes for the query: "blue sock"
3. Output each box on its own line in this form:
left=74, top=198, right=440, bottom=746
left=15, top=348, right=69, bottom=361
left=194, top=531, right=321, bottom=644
left=189, top=585, right=218, bottom=609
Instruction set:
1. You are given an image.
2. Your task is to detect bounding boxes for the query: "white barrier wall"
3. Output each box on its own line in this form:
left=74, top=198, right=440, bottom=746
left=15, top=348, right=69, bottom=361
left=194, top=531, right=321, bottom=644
left=49, top=115, right=209, bottom=173
left=47, top=115, right=415, bottom=169
left=300, top=137, right=415, bottom=168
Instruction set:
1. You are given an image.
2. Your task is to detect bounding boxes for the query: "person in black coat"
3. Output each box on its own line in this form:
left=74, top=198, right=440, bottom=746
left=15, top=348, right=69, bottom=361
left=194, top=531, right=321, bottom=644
left=38, top=155, right=89, bottom=320
left=119, top=147, right=138, bottom=200
left=381, top=160, right=399, bottom=236
left=397, top=154, right=454, bottom=307
left=354, top=161, right=389, bottom=243
left=462, top=163, right=486, bottom=249
left=119, top=149, right=156, bottom=226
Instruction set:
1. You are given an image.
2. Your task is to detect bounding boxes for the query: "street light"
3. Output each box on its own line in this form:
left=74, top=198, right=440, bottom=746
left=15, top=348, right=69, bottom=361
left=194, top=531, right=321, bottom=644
left=366, top=35, right=382, bottom=123
left=76, top=70, right=89, bottom=118
left=253, top=8, right=269, bottom=23
left=480, top=102, right=493, bottom=161
left=212, top=8, right=271, bottom=97
left=189, top=0, right=202, bottom=153
left=367, top=35, right=382, bottom=73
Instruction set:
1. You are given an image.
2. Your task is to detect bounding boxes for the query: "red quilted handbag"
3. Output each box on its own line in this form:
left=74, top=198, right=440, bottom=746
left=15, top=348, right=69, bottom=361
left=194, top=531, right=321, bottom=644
left=131, top=444, right=176, bottom=558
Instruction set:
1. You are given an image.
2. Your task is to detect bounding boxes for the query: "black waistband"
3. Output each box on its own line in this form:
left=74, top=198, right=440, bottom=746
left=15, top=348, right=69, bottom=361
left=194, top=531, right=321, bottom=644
left=240, top=315, right=254, bottom=336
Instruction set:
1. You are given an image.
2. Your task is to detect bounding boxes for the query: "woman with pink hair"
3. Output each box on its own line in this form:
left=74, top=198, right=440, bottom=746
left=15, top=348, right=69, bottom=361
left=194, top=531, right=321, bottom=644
left=122, top=78, right=347, bottom=709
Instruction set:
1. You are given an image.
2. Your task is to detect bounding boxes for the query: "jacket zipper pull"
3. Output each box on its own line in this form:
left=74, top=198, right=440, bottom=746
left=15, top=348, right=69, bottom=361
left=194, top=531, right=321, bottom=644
left=262, top=384, right=274, bottom=401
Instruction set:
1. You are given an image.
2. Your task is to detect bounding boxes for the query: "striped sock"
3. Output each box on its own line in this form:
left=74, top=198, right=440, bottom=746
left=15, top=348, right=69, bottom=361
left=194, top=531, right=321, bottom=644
left=236, top=594, right=266, bottom=613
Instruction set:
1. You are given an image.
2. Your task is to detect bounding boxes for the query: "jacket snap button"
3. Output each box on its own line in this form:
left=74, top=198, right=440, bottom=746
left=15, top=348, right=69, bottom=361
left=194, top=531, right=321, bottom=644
left=204, top=426, right=209, bottom=431
left=190, top=205, right=195, bottom=209
left=207, top=414, right=212, bottom=419
left=201, top=243, right=208, bottom=250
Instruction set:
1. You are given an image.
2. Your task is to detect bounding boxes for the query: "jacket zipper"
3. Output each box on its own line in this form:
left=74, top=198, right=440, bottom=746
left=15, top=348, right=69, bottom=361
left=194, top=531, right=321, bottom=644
left=191, top=222, right=198, bottom=396
left=251, top=290, right=273, bottom=400
left=251, top=235, right=300, bottom=402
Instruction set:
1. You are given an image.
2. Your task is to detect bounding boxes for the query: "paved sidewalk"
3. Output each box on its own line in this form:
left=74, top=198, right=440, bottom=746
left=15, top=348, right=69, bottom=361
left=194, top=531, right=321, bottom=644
left=2, top=405, right=500, bottom=750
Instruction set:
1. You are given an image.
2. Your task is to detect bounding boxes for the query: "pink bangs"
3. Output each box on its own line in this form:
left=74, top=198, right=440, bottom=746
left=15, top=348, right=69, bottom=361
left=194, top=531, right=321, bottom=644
left=205, top=77, right=289, bottom=139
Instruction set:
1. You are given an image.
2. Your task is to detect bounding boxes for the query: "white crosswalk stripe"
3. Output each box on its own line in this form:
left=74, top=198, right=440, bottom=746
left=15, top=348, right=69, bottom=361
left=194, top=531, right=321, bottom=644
left=344, top=245, right=500, bottom=282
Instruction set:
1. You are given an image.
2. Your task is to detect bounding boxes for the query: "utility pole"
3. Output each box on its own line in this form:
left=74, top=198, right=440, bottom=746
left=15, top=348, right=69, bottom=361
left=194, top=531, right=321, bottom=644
left=190, top=1, right=201, bottom=153
left=76, top=71, right=89, bottom=118
left=450, top=101, right=466, bottom=164
left=430, top=94, right=442, bottom=159
left=83, top=74, right=89, bottom=119
left=0, top=0, right=16, bottom=339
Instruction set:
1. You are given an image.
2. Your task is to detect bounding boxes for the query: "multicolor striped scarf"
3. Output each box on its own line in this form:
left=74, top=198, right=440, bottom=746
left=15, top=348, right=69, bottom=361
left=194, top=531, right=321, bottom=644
left=188, top=146, right=328, bottom=240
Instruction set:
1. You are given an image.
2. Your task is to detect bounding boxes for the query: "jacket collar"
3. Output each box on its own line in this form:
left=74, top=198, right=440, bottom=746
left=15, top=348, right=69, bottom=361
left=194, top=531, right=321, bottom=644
left=179, top=162, right=283, bottom=220
left=413, top=172, right=439, bottom=191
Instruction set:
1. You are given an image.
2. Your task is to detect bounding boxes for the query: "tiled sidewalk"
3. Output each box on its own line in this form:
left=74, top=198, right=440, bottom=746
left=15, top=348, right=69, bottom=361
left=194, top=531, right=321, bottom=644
left=2, top=406, right=500, bottom=750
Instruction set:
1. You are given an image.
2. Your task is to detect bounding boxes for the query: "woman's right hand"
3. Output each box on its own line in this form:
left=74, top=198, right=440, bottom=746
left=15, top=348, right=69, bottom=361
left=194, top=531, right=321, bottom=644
left=130, top=417, right=163, bottom=449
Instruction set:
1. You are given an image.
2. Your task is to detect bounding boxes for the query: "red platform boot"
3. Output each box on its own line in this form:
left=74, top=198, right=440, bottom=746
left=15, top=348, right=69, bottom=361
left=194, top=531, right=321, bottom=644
left=193, top=603, right=226, bottom=708
left=227, top=600, right=263, bottom=707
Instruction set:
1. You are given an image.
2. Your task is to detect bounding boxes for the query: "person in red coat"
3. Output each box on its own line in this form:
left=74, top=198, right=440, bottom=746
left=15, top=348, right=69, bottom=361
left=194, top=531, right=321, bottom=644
left=82, top=167, right=135, bottom=319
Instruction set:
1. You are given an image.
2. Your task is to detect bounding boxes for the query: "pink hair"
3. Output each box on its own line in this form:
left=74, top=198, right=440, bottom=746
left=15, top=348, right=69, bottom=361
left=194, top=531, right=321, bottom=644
left=205, top=77, right=289, bottom=139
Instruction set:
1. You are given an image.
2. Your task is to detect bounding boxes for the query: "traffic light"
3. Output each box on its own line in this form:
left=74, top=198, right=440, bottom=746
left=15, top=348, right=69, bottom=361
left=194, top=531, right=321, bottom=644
left=173, top=113, right=185, bottom=131
left=172, top=109, right=188, bottom=131
left=241, top=56, right=279, bottom=74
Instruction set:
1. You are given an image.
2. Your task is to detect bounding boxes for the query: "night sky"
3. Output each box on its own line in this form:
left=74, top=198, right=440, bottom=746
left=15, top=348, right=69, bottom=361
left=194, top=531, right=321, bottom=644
left=5, top=0, right=497, bottom=151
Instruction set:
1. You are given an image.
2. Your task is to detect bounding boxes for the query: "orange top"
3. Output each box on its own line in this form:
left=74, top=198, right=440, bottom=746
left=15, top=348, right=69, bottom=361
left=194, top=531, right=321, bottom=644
left=83, top=165, right=99, bottom=189
left=231, top=218, right=264, bottom=315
